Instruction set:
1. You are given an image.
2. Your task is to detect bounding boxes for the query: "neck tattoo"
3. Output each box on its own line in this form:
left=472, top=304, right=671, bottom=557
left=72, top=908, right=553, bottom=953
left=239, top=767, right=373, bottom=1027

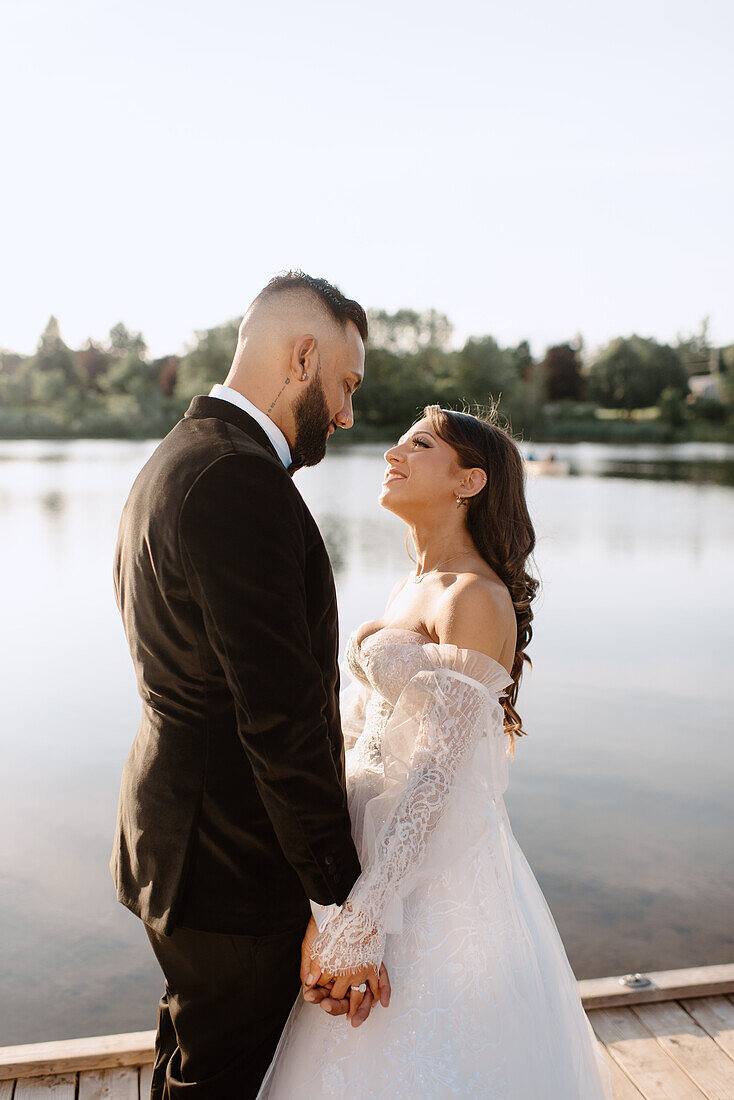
left=267, top=377, right=291, bottom=415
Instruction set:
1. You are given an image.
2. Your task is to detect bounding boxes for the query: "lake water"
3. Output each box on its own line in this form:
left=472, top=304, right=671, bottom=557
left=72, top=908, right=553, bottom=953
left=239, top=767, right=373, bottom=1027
left=1, top=437, right=733, bottom=1046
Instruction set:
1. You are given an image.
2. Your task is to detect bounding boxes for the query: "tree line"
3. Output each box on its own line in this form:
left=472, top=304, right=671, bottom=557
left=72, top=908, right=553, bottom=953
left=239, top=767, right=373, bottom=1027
left=1, top=310, right=732, bottom=442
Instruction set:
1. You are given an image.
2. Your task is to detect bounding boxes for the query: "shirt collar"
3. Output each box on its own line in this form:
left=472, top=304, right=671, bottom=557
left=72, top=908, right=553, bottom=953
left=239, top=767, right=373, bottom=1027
left=208, top=384, right=292, bottom=470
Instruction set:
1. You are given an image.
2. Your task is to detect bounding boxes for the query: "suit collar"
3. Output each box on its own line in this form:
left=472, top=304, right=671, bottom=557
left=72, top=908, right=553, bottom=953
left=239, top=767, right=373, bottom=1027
left=184, top=395, right=297, bottom=476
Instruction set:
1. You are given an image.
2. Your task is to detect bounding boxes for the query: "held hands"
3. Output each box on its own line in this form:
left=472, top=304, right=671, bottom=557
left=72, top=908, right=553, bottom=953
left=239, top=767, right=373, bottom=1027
left=299, top=917, right=391, bottom=1027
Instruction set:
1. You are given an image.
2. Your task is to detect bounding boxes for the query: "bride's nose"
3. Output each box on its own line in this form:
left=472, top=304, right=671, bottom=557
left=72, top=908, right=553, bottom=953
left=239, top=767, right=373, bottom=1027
left=384, top=443, right=402, bottom=463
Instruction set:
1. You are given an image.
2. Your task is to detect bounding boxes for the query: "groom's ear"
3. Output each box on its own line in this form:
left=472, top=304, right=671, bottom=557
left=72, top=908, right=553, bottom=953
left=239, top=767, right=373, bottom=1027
left=292, top=334, right=318, bottom=380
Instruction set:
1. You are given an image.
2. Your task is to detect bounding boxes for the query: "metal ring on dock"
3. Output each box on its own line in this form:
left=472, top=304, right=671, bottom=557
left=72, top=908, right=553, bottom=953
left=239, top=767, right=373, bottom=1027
left=619, top=972, right=652, bottom=987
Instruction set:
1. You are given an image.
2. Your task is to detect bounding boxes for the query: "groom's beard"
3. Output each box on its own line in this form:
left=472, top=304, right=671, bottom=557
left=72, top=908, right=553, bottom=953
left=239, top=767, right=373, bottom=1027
left=291, top=369, right=332, bottom=468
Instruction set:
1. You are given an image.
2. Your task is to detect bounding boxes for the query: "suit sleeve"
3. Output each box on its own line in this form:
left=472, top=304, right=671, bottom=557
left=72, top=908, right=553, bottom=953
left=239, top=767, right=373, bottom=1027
left=179, top=452, right=361, bottom=905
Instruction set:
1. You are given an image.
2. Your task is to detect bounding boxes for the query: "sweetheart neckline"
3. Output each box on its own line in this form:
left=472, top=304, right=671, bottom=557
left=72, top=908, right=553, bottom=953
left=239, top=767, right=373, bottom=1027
left=354, top=626, right=514, bottom=682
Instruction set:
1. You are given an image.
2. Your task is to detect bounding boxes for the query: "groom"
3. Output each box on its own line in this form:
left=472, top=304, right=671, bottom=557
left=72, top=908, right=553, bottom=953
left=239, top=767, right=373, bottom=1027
left=111, top=272, right=386, bottom=1099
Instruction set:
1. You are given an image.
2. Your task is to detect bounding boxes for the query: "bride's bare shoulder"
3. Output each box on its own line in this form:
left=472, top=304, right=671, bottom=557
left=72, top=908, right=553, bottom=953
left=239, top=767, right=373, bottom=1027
left=434, top=574, right=516, bottom=663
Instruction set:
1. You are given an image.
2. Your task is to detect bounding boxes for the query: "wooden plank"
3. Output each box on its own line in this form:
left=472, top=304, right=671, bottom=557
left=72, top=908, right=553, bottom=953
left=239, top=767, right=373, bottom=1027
left=681, top=997, right=734, bottom=1061
left=596, top=1042, right=646, bottom=1099
left=139, top=1064, right=153, bottom=1099
left=0, top=1083, right=15, bottom=1100
left=0, top=1032, right=155, bottom=1082
left=79, top=1066, right=138, bottom=1099
left=587, top=1006, right=708, bottom=1098
left=2, top=961, right=731, bottom=1085
left=15, top=1075, right=76, bottom=1098
left=579, top=964, right=734, bottom=1010
left=632, top=1000, right=734, bottom=1100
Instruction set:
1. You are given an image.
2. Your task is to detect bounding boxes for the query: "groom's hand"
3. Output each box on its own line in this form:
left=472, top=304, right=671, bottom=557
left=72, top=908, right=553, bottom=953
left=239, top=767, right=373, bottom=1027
left=299, top=916, right=321, bottom=985
left=305, top=984, right=374, bottom=1026
left=304, top=959, right=391, bottom=1027
left=303, top=964, right=391, bottom=1027
left=299, top=917, right=345, bottom=1010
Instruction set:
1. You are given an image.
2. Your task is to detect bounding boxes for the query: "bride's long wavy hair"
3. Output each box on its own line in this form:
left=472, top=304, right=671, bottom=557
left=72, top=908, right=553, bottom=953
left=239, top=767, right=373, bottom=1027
left=420, top=403, right=540, bottom=755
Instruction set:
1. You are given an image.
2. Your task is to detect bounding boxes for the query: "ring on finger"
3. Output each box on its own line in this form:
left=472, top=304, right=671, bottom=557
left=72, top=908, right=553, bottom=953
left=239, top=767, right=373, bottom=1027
left=350, top=982, right=367, bottom=994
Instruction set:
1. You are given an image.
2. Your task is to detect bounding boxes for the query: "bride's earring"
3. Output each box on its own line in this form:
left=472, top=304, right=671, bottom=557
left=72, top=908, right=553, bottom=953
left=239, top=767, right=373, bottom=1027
left=301, top=373, right=307, bottom=382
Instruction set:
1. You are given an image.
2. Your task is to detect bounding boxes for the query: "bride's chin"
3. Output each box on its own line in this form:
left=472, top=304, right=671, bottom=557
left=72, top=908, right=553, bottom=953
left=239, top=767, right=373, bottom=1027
left=378, top=487, right=405, bottom=517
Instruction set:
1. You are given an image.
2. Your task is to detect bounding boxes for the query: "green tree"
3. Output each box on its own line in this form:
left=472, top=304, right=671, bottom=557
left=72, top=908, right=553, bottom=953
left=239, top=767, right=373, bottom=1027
left=175, top=320, right=239, bottom=404
left=358, top=346, right=447, bottom=427
left=719, top=345, right=734, bottom=410
left=0, top=356, right=33, bottom=407
left=108, top=322, right=147, bottom=359
left=657, top=386, right=686, bottom=427
left=506, top=340, right=534, bottom=382
left=35, top=316, right=78, bottom=386
left=99, top=352, right=160, bottom=404
left=367, top=309, right=453, bottom=353
left=588, top=336, right=687, bottom=411
left=454, top=336, right=516, bottom=406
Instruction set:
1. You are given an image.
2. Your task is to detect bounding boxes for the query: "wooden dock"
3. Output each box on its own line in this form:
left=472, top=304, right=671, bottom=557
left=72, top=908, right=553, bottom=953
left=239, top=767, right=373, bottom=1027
left=1, top=963, right=733, bottom=1098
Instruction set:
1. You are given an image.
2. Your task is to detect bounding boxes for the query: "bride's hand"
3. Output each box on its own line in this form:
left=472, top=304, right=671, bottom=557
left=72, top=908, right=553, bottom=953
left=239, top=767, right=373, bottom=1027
left=307, top=956, right=381, bottom=1019
left=305, top=962, right=391, bottom=1026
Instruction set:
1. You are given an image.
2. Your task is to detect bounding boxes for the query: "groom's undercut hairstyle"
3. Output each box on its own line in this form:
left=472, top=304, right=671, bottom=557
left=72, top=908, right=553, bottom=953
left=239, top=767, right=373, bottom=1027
left=251, top=270, right=369, bottom=342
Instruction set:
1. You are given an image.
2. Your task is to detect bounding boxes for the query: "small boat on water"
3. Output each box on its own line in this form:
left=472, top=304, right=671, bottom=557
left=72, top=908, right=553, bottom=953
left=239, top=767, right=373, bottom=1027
left=525, top=449, right=571, bottom=476
left=1, top=963, right=733, bottom=1097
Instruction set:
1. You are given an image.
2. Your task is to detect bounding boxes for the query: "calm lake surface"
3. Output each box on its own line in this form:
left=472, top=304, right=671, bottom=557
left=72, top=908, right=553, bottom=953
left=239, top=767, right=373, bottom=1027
left=1, top=437, right=733, bottom=1045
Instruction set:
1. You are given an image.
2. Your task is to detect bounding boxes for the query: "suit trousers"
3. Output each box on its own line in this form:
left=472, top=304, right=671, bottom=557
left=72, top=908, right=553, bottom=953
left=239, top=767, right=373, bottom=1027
left=144, top=918, right=308, bottom=1099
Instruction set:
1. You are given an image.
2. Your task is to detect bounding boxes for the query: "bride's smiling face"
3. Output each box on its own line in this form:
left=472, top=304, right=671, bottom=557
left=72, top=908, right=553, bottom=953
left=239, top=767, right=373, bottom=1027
left=379, top=417, right=471, bottom=518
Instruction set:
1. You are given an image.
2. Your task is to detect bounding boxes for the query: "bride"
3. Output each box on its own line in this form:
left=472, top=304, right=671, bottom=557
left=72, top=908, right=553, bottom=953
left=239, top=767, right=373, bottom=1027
left=258, top=405, right=612, bottom=1099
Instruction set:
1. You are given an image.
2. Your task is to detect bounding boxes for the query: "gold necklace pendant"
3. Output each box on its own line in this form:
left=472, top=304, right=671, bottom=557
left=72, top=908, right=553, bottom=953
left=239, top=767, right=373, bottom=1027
left=412, top=551, right=468, bottom=584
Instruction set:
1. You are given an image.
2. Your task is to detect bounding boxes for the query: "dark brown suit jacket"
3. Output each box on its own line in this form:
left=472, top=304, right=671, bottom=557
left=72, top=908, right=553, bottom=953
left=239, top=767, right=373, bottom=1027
left=110, top=395, right=361, bottom=936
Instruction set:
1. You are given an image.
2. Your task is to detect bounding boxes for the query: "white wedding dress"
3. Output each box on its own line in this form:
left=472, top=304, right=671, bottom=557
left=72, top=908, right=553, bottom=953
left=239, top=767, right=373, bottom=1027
left=257, top=627, right=613, bottom=1099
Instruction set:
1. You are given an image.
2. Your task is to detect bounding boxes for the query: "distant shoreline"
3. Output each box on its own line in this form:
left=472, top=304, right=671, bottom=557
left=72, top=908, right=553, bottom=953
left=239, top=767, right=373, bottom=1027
left=1, top=419, right=733, bottom=446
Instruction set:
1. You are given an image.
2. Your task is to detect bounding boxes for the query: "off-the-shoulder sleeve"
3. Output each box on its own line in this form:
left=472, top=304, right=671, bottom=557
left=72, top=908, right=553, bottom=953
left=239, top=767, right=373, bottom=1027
left=311, top=666, right=496, bottom=976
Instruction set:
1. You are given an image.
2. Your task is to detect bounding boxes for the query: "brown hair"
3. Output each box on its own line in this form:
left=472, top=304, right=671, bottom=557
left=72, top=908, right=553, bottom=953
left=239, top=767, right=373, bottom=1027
left=422, top=402, right=540, bottom=754
left=253, top=270, right=368, bottom=342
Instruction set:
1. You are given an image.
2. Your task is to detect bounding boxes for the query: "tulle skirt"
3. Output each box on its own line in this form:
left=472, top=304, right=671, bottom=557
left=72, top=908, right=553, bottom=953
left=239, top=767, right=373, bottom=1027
left=256, top=798, right=613, bottom=1099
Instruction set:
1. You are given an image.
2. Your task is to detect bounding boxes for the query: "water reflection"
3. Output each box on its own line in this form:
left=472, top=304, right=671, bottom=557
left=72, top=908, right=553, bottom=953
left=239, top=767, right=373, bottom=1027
left=519, top=441, right=734, bottom=487
left=597, top=459, right=734, bottom=487
left=0, top=438, right=732, bottom=1046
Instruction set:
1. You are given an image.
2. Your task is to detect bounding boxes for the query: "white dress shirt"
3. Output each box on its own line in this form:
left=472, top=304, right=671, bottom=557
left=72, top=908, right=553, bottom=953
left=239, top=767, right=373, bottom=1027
left=209, top=382, right=340, bottom=934
left=208, top=384, right=292, bottom=469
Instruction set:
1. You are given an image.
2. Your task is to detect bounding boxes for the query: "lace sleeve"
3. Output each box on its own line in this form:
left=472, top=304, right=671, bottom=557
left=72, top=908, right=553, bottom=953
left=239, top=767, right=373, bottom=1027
left=340, top=676, right=370, bottom=751
left=311, top=668, right=491, bottom=976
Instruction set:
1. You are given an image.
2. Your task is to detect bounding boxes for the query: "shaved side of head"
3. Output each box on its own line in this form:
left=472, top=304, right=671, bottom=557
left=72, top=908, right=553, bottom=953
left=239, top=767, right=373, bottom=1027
left=236, top=287, right=343, bottom=358
left=250, top=271, right=368, bottom=341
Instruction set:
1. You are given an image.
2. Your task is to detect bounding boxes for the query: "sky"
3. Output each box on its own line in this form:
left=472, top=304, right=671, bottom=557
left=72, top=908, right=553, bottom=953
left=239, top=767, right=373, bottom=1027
left=1, top=0, right=732, bottom=360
